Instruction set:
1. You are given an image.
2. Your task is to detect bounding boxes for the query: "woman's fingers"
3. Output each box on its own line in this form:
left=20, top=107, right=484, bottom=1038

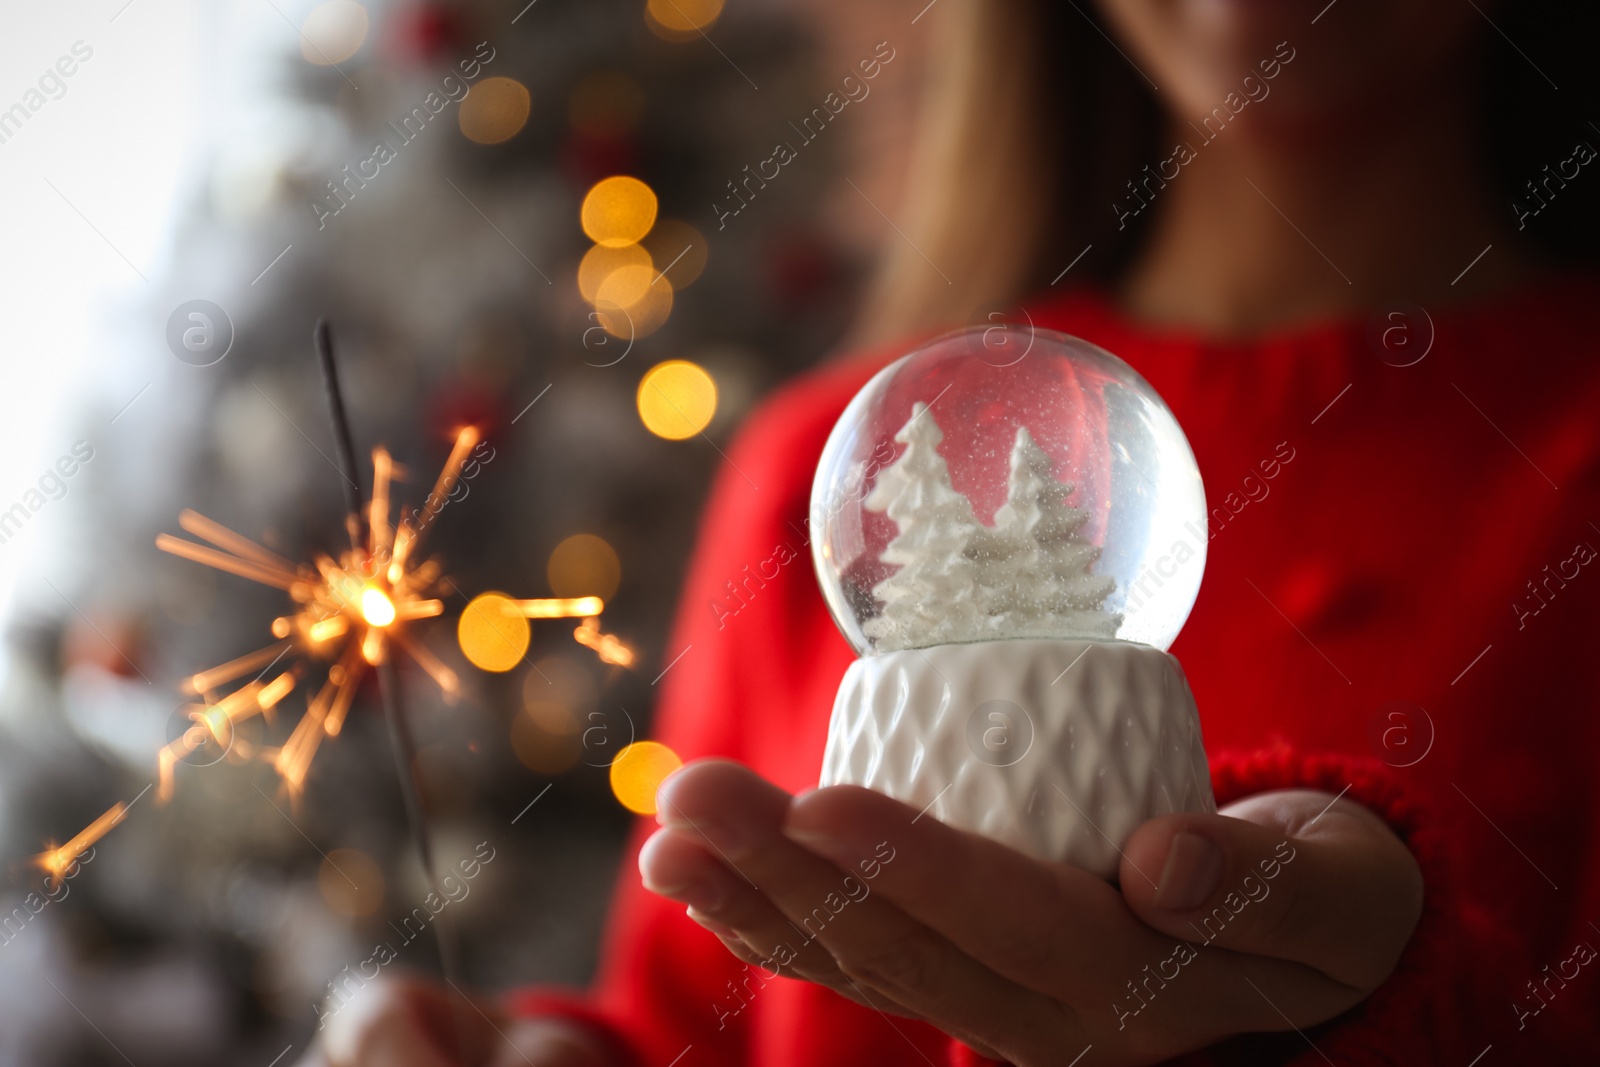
left=783, top=782, right=1164, bottom=1001
left=1119, top=789, right=1425, bottom=990
left=314, top=973, right=611, bottom=1067
left=487, top=1019, right=617, bottom=1067
left=647, top=762, right=1407, bottom=1059
left=639, top=824, right=871, bottom=996
left=318, top=975, right=486, bottom=1067
left=652, top=761, right=1080, bottom=1059
left=780, top=782, right=1357, bottom=1042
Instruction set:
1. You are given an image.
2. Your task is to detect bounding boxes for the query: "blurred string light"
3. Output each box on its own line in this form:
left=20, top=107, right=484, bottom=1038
left=547, top=533, right=621, bottom=601
left=597, top=274, right=673, bottom=340
left=319, top=848, right=385, bottom=917
left=524, top=654, right=599, bottom=714
left=645, top=0, right=725, bottom=40
left=637, top=359, right=717, bottom=440
left=512, top=707, right=580, bottom=773
left=575, top=175, right=676, bottom=341
left=578, top=243, right=652, bottom=305
left=458, top=76, right=531, bottom=145
left=458, top=592, right=530, bottom=672
left=643, top=220, right=708, bottom=288
left=594, top=262, right=657, bottom=312
left=581, top=176, right=657, bottom=247
left=513, top=657, right=589, bottom=771
left=572, top=168, right=707, bottom=342
left=300, top=0, right=370, bottom=65
left=609, top=740, right=683, bottom=815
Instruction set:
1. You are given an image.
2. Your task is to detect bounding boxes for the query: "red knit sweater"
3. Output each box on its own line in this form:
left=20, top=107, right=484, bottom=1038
left=516, top=279, right=1600, bottom=1065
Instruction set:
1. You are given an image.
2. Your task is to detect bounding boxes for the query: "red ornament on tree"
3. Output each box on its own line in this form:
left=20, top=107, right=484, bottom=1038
left=384, top=3, right=465, bottom=65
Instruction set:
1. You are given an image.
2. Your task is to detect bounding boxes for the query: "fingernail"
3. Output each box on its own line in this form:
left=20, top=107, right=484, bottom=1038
left=1155, top=832, right=1222, bottom=912
left=643, top=875, right=723, bottom=912
left=781, top=825, right=837, bottom=852
left=686, top=906, right=738, bottom=939
left=658, top=814, right=745, bottom=856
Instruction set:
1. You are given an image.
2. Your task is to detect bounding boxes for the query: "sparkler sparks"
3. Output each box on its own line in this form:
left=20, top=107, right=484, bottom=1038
left=574, top=616, right=635, bottom=666
left=34, top=802, right=128, bottom=884
left=30, top=320, right=638, bottom=943
left=153, top=436, right=472, bottom=802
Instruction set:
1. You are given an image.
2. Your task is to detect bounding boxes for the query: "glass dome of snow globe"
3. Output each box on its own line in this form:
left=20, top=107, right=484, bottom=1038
left=810, top=324, right=1206, bottom=657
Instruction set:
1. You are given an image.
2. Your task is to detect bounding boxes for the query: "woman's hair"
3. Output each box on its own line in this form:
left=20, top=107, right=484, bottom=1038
left=855, top=0, right=1600, bottom=343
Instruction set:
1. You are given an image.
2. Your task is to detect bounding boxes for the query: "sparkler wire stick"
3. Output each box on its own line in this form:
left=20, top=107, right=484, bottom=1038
left=314, top=319, right=367, bottom=554
left=313, top=321, right=466, bottom=1004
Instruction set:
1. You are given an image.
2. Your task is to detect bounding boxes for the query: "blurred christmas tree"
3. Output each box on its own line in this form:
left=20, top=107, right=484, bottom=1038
left=0, top=0, right=871, bottom=1061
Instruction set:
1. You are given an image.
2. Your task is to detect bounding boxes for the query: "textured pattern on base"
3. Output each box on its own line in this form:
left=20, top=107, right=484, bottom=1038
left=819, top=638, right=1216, bottom=879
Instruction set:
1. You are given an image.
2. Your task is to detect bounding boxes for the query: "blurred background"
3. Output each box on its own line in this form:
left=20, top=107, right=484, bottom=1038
left=0, top=1, right=926, bottom=1061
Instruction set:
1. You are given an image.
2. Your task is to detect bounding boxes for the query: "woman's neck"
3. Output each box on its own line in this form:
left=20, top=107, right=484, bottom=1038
left=1118, top=88, right=1543, bottom=336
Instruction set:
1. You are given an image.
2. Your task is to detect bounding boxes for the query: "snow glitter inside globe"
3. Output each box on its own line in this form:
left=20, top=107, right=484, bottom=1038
left=811, top=325, right=1207, bottom=657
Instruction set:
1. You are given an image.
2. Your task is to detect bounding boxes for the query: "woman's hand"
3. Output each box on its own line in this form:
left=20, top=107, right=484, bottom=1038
left=640, top=760, right=1423, bottom=1066
left=300, top=974, right=612, bottom=1067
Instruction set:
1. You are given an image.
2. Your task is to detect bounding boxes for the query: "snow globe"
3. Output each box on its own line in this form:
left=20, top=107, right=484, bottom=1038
left=810, top=325, right=1215, bottom=879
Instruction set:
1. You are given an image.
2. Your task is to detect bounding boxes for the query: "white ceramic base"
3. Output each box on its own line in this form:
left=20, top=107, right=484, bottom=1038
left=819, top=639, right=1215, bottom=880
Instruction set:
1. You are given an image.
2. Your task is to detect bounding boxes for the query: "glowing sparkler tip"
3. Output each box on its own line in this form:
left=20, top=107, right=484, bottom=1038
left=34, top=847, right=68, bottom=881
left=161, top=428, right=474, bottom=816
left=34, top=802, right=128, bottom=883
left=360, top=586, right=397, bottom=627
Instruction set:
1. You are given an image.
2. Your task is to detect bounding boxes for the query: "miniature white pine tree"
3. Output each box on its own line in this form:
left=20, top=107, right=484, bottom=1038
left=863, top=403, right=986, bottom=651
left=972, top=426, right=1120, bottom=639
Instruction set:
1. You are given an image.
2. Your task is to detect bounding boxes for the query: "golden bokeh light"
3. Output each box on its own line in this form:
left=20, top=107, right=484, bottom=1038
left=569, top=71, right=646, bottom=137
left=637, top=360, right=717, bottom=440
left=318, top=848, right=385, bottom=917
left=595, top=275, right=673, bottom=340
left=646, top=0, right=725, bottom=37
left=609, top=740, right=684, bottom=815
left=547, top=534, right=622, bottom=601
left=642, top=220, right=708, bottom=289
left=458, top=592, right=531, bottom=672
left=300, top=0, right=370, bottom=65
left=578, top=243, right=653, bottom=304
left=523, top=655, right=600, bottom=716
left=459, top=76, right=532, bottom=145
left=595, top=263, right=657, bottom=311
left=523, top=699, right=580, bottom=738
left=581, top=176, right=658, bottom=248
left=511, top=709, right=581, bottom=773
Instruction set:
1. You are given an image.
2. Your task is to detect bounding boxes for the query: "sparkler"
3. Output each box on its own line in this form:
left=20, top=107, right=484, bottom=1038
left=28, top=319, right=639, bottom=1015
left=311, top=318, right=466, bottom=994
left=146, top=325, right=629, bottom=818
left=143, top=322, right=484, bottom=993
left=574, top=615, right=635, bottom=666
left=34, top=802, right=128, bottom=884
